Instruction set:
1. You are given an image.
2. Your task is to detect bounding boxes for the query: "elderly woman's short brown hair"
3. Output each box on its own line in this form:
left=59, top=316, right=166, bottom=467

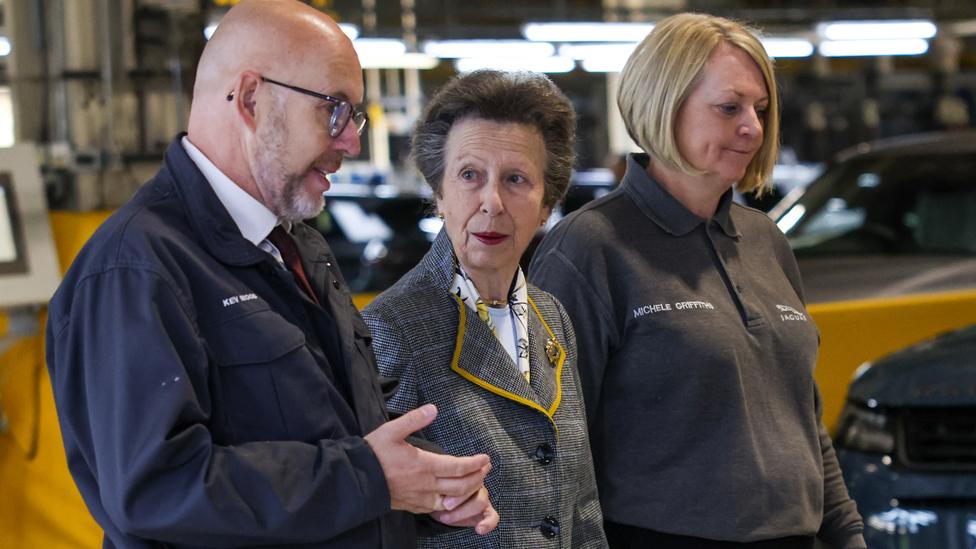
left=617, top=13, right=779, bottom=195
left=412, top=70, right=576, bottom=209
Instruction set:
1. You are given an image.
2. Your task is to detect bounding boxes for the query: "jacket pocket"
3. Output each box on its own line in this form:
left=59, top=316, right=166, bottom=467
left=206, top=309, right=306, bottom=366
left=203, top=309, right=309, bottom=443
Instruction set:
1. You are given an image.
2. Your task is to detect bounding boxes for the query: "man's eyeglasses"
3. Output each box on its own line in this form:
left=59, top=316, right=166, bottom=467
left=260, top=76, right=368, bottom=138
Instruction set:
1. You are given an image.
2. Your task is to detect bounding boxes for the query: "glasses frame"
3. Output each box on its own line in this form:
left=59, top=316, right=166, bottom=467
left=260, top=76, right=368, bottom=137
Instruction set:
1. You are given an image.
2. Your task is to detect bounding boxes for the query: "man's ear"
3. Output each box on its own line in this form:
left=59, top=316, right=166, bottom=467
left=232, top=72, right=262, bottom=133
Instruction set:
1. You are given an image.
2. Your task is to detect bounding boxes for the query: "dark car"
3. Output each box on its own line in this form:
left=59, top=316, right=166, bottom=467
left=833, top=324, right=976, bottom=547
left=308, top=187, right=437, bottom=293
left=770, top=131, right=976, bottom=303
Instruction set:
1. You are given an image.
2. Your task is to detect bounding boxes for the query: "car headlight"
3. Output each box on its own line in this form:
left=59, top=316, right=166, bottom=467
left=835, top=403, right=895, bottom=454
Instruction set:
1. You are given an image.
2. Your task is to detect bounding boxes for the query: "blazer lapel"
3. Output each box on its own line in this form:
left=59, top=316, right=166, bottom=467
left=527, top=299, right=560, bottom=412
left=450, top=293, right=560, bottom=420
left=429, top=230, right=563, bottom=423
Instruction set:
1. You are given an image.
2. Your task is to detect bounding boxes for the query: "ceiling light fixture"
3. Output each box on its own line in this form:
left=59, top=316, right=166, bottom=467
left=761, top=38, right=815, bottom=58
left=558, top=43, right=637, bottom=61
left=359, top=52, right=439, bottom=70
left=580, top=57, right=628, bottom=73
left=339, top=24, right=360, bottom=40
left=817, top=20, right=936, bottom=41
left=455, top=55, right=575, bottom=74
left=522, top=22, right=654, bottom=43
left=424, top=40, right=554, bottom=59
left=353, top=38, right=407, bottom=59
left=559, top=43, right=637, bottom=73
left=819, top=38, right=929, bottom=57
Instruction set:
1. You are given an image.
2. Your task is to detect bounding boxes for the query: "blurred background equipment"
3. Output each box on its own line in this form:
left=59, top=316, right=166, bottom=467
left=0, top=143, right=60, bottom=310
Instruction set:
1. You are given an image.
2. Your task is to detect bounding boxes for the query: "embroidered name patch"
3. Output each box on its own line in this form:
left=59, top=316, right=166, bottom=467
left=633, top=300, right=715, bottom=319
left=222, top=293, right=258, bottom=307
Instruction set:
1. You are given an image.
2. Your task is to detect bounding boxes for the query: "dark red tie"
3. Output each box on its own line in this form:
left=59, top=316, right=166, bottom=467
left=268, top=226, right=320, bottom=305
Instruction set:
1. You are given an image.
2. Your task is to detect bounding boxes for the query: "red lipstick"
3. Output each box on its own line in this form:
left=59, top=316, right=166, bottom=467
left=473, top=231, right=507, bottom=245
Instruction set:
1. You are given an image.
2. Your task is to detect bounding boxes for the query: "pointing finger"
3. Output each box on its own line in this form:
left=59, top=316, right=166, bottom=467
left=376, top=404, right=438, bottom=442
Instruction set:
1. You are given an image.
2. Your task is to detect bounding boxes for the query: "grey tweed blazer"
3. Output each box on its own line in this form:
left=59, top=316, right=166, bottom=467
left=363, top=230, right=606, bottom=549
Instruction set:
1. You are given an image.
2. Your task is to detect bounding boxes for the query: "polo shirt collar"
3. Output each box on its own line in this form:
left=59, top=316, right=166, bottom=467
left=620, top=153, right=740, bottom=239
left=181, top=136, right=280, bottom=245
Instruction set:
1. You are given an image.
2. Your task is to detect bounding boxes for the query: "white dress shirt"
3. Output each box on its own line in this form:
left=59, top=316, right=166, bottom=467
left=181, top=136, right=285, bottom=263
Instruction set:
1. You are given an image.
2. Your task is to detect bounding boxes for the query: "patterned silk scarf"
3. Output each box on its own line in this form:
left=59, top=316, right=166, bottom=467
left=451, top=262, right=531, bottom=383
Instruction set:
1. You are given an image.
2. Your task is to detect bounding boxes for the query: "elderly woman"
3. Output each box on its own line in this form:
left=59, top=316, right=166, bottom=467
left=362, top=70, right=606, bottom=548
left=530, top=13, right=866, bottom=549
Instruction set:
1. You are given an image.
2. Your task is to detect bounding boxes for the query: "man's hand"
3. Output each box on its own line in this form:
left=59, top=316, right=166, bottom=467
left=365, top=404, right=492, bottom=515
left=431, top=486, right=499, bottom=535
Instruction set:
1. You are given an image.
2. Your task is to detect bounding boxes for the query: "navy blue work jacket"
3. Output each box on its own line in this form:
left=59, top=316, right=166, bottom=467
left=46, top=136, right=414, bottom=548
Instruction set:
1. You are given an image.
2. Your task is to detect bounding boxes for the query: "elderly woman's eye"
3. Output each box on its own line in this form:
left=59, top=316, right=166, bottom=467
left=460, top=169, right=477, bottom=180
left=508, top=174, right=526, bottom=185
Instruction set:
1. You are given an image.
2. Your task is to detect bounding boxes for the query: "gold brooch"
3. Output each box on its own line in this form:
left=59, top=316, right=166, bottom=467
left=545, top=338, right=560, bottom=365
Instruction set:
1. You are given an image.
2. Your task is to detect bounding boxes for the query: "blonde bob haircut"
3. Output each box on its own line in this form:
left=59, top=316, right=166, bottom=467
left=617, top=12, right=779, bottom=195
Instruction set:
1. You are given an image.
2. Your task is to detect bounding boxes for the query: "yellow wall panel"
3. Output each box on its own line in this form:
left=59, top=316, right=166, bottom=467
left=0, top=320, right=101, bottom=548
left=48, top=211, right=113, bottom=275
left=1, top=212, right=110, bottom=548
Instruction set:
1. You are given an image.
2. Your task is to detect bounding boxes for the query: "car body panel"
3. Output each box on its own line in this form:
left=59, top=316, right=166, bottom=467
left=799, top=255, right=976, bottom=304
left=848, top=324, right=976, bottom=408
left=838, top=451, right=976, bottom=548
left=773, top=130, right=976, bottom=305
left=836, top=323, right=976, bottom=548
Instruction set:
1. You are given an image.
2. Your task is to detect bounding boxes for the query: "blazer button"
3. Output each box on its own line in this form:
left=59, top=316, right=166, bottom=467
left=539, top=515, right=560, bottom=539
left=333, top=279, right=340, bottom=289
left=533, top=443, right=555, bottom=465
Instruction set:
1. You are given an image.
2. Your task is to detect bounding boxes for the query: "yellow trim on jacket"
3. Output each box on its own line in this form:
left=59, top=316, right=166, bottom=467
left=449, top=293, right=566, bottom=428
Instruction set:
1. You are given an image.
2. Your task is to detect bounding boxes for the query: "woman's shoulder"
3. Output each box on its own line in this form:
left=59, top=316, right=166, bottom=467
left=551, top=188, right=631, bottom=236
left=730, top=201, right=784, bottom=233
left=730, top=202, right=795, bottom=253
left=527, top=284, right=559, bottom=311
left=534, top=190, right=633, bottom=271
left=527, top=285, right=572, bottom=330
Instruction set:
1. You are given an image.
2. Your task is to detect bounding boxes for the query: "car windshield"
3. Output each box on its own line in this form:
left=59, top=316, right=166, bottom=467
left=776, top=151, right=976, bottom=255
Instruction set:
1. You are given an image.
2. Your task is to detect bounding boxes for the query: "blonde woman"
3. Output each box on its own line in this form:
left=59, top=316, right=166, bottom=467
left=531, top=13, right=865, bottom=549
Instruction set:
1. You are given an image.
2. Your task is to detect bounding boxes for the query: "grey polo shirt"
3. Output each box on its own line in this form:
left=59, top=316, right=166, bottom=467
left=529, top=154, right=865, bottom=548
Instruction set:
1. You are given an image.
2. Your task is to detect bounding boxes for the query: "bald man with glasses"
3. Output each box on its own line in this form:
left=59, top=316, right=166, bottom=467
left=45, top=1, right=497, bottom=547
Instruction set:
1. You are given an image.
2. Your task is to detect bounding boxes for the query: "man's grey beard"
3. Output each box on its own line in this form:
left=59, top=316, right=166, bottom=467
left=252, top=93, right=328, bottom=222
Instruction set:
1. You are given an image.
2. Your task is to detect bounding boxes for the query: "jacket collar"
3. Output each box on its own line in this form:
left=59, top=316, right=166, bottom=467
left=448, top=291, right=564, bottom=425
left=423, top=230, right=564, bottom=420
left=180, top=136, right=278, bottom=247
left=620, top=153, right=740, bottom=239
left=162, top=134, right=271, bottom=266
left=420, top=229, right=461, bottom=292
